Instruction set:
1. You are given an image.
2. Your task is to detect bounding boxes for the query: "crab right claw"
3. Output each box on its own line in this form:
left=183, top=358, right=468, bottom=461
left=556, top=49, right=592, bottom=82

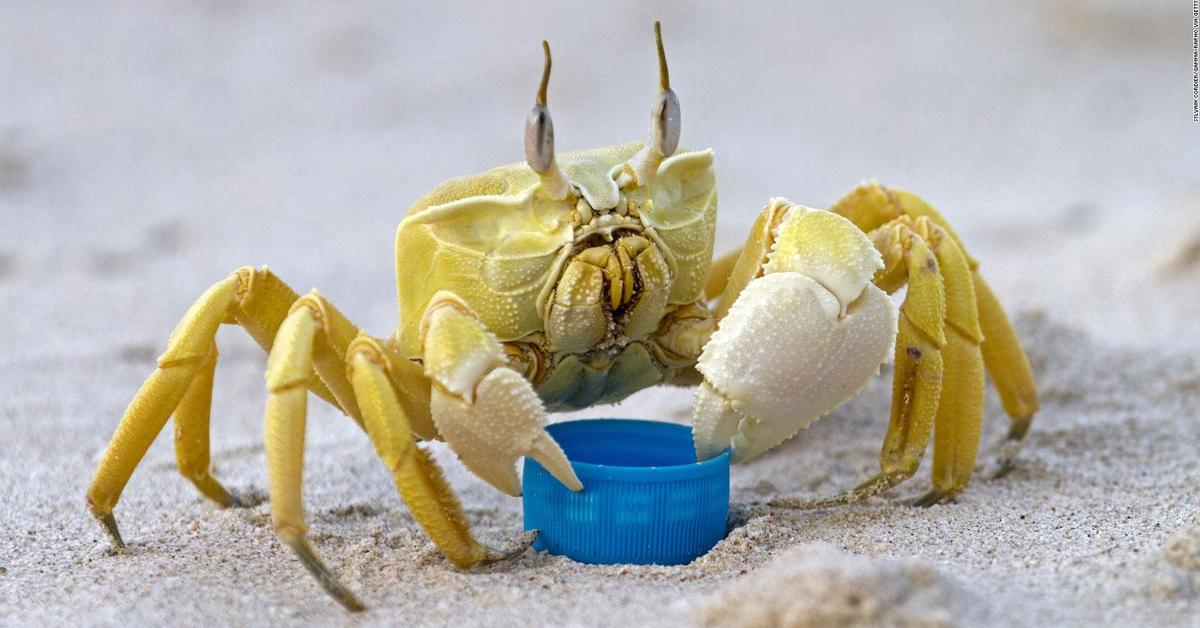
left=692, top=199, right=897, bottom=463
left=420, top=291, right=582, bottom=496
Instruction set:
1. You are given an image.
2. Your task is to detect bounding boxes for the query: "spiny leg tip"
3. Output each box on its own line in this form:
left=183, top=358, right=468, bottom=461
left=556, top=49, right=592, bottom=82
left=286, top=537, right=367, bottom=613
left=483, top=530, right=538, bottom=565
left=992, top=459, right=1018, bottom=479
left=765, top=496, right=796, bottom=509
left=910, top=489, right=955, bottom=508
left=767, top=496, right=824, bottom=510
left=770, top=474, right=904, bottom=510
left=102, top=515, right=127, bottom=548
left=774, top=495, right=860, bottom=510
left=87, top=502, right=127, bottom=549
left=1008, top=425, right=1031, bottom=442
left=219, top=486, right=248, bottom=509
left=991, top=436, right=1026, bottom=479
left=341, top=597, right=367, bottom=613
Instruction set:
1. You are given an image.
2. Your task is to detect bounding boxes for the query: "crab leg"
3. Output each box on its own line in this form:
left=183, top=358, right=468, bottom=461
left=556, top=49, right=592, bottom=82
left=262, top=298, right=366, bottom=611
left=830, top=183, right=1039, bottom=458
left=910, top=219, right=986, bottom=504
left=346, top=337, right=496, bottom=566
left=875, top=217, right=984, bottom=505
left=228, top=266, right=347, bottom=409
left=973, top=274, right=1038, bottom=465
left=87, top=274, right=241, bottom=544
left=420, top=291, right=581, bottom=496
left=262, top=288, right=438, bottom=611
left=85, top=267, right=355, bottom=547
left=884, top=188, right=1039, bottom=442
left=172, top=341, right=241, bottom=506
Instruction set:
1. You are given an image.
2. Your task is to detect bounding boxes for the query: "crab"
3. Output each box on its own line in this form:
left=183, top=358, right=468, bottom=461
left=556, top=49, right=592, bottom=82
left=85, top=23, right=1039, bottom=611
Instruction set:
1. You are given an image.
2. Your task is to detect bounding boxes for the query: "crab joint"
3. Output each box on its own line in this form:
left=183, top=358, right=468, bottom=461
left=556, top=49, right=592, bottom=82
left=524, top=40, right=573, bottom=201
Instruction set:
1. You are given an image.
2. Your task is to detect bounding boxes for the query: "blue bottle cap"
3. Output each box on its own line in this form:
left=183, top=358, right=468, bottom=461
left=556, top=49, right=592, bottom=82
left=522, top=419, right=730, bottom=565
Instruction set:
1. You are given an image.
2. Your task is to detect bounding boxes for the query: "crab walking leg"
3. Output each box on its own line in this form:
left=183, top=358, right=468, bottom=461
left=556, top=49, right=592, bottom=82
left=264, top=299, right=365, bottom=612
left=375, top=336, right=438, bottom=442
left=172, top=342, right=241, bottom=507
left=973, top=274, right=1039, bottom=449
left=885, top=189, right=1039, bottom=445
left=898, top=218, right=985, bottom=505
left=86, top=274, right=241, bottom=545
left=85, top=267, right=358, bottom=548
left=774, top=224, right=948, bottom=507
left=829, top=183, right=1039, bottom=448
left=346, top=337, right=491, bottom=567
left=420, top=291, right=581, bottom=496
left=692, top=200, right=897, bottom=464
left=229, top=266, right=343, bottom=410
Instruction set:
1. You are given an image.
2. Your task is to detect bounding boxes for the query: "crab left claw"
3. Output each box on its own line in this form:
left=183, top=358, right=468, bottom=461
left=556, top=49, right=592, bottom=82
left=420, top=291, right=582, bottom=496
left=693, top=199, right=898, bottom=463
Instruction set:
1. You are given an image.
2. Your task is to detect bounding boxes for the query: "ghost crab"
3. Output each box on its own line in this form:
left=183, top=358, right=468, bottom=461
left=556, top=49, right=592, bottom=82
left=86, top=23, right=1039, bottom=611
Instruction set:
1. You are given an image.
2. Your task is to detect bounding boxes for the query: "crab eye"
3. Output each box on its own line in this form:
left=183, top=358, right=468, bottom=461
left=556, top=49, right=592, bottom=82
left=651, top=21, right=680, bottom=157
left=652, top=88, right=680, bottom=158
left=525, top=107, right=554, bottom=174
left=522, top=41, right=573, bottom=200
left=524, top=41, right=556, bottom=174
left=622, top=22, right=682, bottom=186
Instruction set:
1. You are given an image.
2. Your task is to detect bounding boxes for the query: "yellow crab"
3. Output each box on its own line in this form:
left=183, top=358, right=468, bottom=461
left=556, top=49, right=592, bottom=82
left=85, top=23, right=1039, bottom=611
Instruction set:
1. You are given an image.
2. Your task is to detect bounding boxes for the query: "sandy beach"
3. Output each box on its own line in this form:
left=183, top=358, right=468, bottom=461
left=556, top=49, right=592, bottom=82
left=1, top=2, right=1198, bottom=626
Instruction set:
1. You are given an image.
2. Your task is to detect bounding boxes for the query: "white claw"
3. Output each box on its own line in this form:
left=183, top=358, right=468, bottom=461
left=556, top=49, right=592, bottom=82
left=431, top=367, right=581, bottom=496
left=763, top=204, right=887, bottom=314
left=693, top=381, right=741, bottom=461
left=422, top=293, right=581, bottom=496
left=692, top=204, right=897, bottom=464
left=528, top=431, right=583, bottom=492
left=455, top=444, right=523, bottom=497
left=694, top=274, right=895, bottom=463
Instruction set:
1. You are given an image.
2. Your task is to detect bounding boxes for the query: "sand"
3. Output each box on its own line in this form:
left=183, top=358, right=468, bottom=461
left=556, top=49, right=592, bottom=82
left=2, top=2, right=1198, bottom=626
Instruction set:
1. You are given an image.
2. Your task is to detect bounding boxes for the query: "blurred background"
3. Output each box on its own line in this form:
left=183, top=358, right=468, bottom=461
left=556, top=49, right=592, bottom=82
left=1, top=2, right=1198, bottom=624
left=1, top=0, right=1195, bottom=352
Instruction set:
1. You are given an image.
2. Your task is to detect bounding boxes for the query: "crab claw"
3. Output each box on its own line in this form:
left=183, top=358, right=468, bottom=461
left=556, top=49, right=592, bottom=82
left=421, top=292, right=582, bottom=496
left=430, top=367, right=581, bottom=496
left=693, top=201, right=897, bottom=463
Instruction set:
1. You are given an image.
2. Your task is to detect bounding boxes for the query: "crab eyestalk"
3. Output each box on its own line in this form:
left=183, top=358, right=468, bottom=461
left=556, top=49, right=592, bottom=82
left=525, top=40, right=573, bottom=201
left=627, top=21, right=681, bottom=185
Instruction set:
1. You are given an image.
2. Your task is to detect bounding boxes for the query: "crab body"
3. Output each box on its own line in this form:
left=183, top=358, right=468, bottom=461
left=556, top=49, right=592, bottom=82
left=396, top=143, right=715, bottom=412
left=84, top=23, right=1040, bottom=613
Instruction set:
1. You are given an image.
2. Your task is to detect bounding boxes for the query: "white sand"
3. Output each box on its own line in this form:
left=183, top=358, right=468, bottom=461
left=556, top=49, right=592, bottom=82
left=2, top=2, right=1198, bottom=626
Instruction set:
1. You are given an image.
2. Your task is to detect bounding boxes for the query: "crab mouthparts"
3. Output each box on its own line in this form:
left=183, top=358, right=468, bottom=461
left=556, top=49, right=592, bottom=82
left=574, top=213, right=644, bottom=244
left=572, top=193, right=648, bottom=244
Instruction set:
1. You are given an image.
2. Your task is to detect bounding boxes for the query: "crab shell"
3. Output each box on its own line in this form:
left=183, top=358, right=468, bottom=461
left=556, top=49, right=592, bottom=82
left=394, top=142, right=716, bottom=369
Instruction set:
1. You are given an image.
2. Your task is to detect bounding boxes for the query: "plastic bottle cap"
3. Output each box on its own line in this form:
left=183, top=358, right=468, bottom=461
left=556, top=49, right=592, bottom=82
left=522, top=419, right=730, bottom=565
